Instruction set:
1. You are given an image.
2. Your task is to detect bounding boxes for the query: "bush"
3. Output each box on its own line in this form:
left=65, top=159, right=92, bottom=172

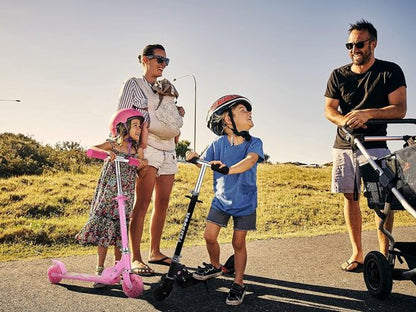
left=0, top=133, right=97, bottom=177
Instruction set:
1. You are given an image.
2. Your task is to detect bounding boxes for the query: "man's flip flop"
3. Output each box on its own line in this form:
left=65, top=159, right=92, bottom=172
left=148, top=256, right=171, bottom=266
left=341, top=260, right=363, bottom=272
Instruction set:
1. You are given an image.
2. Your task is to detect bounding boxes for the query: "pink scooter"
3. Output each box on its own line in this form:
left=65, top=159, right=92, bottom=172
left=47, top=149, right=144, bottom=298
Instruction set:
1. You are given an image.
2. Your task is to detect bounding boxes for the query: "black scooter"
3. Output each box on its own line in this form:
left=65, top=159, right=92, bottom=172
left=154, top=158, right=234, bottom=301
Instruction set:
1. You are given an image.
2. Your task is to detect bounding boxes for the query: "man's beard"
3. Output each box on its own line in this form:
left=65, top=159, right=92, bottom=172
left=351, top=50, right=371, bottom=66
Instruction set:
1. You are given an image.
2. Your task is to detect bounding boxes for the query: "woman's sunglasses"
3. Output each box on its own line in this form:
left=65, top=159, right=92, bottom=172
left=146, top=55, right=170, bottom=66
left=345, top=38, right=373, bottom=50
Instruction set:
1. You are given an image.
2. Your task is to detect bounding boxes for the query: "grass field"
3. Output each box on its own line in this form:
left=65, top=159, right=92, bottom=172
left=1, top=163, right=415, bottom=262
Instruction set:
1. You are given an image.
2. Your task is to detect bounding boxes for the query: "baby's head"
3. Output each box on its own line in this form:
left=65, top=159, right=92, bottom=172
left=206, top=95, right=253, bottom=140
left=152, top=79, right=179, bottom=98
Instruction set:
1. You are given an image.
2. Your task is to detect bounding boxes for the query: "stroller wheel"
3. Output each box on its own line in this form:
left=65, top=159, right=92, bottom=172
left=222, top=254, right=235, bottom=275
left=363, top=251, right=393, bottom=299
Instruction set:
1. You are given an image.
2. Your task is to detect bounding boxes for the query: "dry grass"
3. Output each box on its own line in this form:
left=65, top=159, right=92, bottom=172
left=1, top=163, right=415, bottom=262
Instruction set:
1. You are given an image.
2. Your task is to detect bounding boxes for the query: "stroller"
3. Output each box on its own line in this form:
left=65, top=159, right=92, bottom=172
left=344, top=119, right=416, bottom=299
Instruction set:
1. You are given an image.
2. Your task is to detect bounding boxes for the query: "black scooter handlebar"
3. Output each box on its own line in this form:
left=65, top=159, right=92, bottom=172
left=187, top=157, right=229, bottom=175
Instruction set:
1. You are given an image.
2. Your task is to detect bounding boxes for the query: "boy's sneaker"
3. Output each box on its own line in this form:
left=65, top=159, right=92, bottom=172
left=192, top=262, right=222, bottom=281
left=226, top=283, right=246, bottom=306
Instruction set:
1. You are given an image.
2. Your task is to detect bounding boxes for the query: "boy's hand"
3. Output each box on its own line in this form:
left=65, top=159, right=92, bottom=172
left=211, top=162, right=230, bottom=175
left=185, top=151, right=199, bottom=162
left=209, top=160, right=224, bottom=166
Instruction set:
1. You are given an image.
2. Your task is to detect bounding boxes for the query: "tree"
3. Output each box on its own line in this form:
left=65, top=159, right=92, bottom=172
left=176, top=140, right=191, bottom=159
left=264, top=153, right=271, bottom=164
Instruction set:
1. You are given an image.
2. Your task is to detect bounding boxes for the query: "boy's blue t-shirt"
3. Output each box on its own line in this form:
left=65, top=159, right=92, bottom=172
left=202, top=135, right=264, bottom=216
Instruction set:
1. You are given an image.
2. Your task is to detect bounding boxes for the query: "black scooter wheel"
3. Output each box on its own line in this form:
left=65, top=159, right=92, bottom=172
left=222, top=254, right=235, bottom=275
left=363, top=251, right=393, bottom=299
left=154, top=277, right=174, bottom=301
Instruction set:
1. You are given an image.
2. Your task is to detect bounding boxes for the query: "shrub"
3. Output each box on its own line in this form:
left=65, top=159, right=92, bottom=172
left=0, top=133, right=97, bottom=177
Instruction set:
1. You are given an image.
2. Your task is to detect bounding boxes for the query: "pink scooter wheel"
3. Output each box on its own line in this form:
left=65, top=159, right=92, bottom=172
left=122, top=274, right=144, bottom=298
left=47, top=264, right=63, bottom=284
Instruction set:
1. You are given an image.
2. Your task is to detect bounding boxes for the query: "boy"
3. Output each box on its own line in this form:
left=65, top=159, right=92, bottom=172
left=186, top=94, right=264, bottom=305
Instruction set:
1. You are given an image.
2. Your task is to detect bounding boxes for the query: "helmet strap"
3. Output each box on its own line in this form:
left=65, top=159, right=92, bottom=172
left=124, top=137, right=134, bottom=156
left=227, top=108, right=251, bottom=142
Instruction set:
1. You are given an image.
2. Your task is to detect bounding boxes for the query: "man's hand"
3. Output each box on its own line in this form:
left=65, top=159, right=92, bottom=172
left=344, top=110, right=369, bottom=129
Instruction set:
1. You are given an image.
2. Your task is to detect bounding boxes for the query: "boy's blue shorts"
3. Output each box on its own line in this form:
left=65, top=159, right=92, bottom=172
left=207, top=208, right=256, bottom=231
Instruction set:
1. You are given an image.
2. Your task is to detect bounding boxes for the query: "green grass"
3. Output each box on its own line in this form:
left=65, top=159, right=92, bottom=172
left=1, top=163, right=415, bottom=262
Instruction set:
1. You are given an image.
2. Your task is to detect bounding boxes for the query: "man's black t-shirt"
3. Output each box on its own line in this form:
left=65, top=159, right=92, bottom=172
left=325, top=59, right=406, bottom=149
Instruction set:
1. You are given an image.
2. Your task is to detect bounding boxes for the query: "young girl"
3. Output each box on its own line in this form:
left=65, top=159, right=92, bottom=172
left=186, top=95, right=264, bottom=306
left=75, top=108, right=148, bottom=288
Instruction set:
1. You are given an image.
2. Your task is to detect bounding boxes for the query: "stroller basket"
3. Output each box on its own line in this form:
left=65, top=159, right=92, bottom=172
left=360, top=144, right=416, bottom=210
left=394, top=242, right=416, bottom=270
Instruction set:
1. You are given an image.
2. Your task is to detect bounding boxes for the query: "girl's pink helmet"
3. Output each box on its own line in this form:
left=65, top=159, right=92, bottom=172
left=109, top=109, right=144, bottom=136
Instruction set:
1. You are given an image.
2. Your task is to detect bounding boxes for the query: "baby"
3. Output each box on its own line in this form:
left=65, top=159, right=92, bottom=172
left=152, top=79, right=183, bottom=144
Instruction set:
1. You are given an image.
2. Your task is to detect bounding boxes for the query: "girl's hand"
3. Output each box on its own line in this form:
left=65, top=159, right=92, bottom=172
left=108, top=151, right=116, bottom=161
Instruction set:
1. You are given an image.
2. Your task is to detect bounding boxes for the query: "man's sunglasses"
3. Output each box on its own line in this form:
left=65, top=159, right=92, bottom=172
left=146, top=55, right=170, bottom=66
left=345, top=38, right=373, bottom=50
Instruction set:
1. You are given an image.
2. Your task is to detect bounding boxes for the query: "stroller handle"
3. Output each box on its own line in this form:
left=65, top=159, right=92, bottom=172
left=366, top=118, right=416, bottom=125
left=86, top=149, right=140, bottom=167
left=187, top=157, right=230, bottom=175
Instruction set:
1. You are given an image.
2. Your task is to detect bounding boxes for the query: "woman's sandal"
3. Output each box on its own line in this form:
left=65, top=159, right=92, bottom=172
left=131, top=261, right=155, bottom=276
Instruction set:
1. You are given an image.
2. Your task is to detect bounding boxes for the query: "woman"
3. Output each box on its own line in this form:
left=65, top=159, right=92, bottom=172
left=117, top=44, right=184, bottom=275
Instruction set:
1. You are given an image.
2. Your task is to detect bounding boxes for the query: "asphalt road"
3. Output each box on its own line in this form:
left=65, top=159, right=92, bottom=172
left=1, top=226, right=415, bottom=312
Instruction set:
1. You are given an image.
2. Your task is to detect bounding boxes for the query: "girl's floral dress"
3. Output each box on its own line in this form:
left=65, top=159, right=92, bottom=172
left=75, top=146, right=137, bottom=248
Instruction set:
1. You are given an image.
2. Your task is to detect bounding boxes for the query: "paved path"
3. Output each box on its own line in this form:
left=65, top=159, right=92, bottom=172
left=1, top=226, right=415, bottom=312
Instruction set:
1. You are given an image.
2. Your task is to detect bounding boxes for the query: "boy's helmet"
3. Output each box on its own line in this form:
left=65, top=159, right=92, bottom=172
left=109, top=108, right=144, bottom=136
left=206, top=95, right=252, bottom=139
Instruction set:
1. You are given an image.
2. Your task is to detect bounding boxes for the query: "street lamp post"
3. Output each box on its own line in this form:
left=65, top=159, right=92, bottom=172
left=0, top=99, right=20, bottom=102
left=173, top=74, right=197, bottom=152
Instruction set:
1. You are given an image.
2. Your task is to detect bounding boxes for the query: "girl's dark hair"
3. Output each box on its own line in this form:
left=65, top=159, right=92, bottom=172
left=138, top=44, right=165, bottom=63
left=113, top=117, right=141, bottom=149
left=349, top=19, right=377, bottom=40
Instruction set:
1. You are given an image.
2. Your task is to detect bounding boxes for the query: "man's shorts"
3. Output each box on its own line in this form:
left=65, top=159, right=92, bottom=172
left=144, top=145, right=178, bottom=176
left=331, top=148, right=390, bottom=194
left=207, top=207, right=256, bottom=231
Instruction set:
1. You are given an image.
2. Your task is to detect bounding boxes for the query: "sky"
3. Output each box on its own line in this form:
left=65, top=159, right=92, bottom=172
left=1, top=0, right=416, bottom=164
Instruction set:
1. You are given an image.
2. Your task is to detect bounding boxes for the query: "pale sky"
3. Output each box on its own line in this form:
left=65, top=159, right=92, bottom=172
left=1, top=0, right=415, bottom=164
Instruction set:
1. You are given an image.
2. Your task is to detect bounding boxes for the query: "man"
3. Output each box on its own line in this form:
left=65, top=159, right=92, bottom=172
left=324, top=20, right=407, bottom=272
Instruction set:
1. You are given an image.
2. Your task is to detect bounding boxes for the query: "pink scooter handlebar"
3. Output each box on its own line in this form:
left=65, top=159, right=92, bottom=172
left=86, top=149, right=140, bottom=167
